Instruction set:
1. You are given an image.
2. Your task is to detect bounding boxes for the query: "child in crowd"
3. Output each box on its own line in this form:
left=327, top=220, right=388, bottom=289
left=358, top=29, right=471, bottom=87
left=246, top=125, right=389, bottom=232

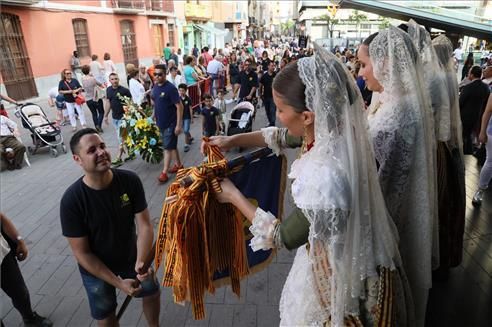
left=47, top=86, right=69, bottom=126
left=201, top=93, right=221, bottom=137
left=178, top=83, right=194, bottom=152
left=213, top=89, right=227, bottom=134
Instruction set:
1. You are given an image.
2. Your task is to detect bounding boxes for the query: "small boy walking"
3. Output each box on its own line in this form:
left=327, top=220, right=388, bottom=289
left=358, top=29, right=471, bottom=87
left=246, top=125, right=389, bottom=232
left=213, top=89, right=227, bottom=134
left=201, top=94, right=221, bottom=137
left=178, top=84, right=194, bottom=152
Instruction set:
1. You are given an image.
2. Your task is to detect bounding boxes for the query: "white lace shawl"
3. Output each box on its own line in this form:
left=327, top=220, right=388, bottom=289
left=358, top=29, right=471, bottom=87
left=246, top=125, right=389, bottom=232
left=407, top=20, right=451, bottom=142
left=432, top=35, right=465, bottom=155
left=367, top=27, right=437, bottom=321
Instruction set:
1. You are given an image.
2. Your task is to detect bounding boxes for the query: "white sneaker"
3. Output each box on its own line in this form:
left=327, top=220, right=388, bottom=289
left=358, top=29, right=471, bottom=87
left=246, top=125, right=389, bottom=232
left=472, top=189, right=485, bottom=206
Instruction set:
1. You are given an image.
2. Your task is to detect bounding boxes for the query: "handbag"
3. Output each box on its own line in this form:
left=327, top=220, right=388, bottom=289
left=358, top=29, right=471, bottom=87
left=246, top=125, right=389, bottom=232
left=75, top=95, right=86, bottom=105
left=64, top=80, right=86, bottom=105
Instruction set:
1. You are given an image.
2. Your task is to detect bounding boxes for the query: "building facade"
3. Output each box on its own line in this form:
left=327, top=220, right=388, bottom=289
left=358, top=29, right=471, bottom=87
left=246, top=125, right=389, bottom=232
left=0, top=0, right=176, bottom=101
left=173, top=1, right=247, bottom=56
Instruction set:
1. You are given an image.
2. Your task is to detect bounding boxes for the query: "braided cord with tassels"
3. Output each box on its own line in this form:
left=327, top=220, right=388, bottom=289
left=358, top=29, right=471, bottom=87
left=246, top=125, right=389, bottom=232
left=155, top=138, right=249, bottom=319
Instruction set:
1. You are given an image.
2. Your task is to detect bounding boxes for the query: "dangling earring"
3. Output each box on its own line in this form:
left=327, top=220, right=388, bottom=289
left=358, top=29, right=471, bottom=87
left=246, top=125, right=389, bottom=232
left=301, top=125, right=308, bottom=154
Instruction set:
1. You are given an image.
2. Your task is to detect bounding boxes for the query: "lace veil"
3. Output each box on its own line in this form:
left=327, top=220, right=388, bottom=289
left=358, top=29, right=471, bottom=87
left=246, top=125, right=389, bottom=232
left=293, top=43, right=402, bottom=325
left=432, top=34, right=464, bottom=153
left=368, top=27, right=437, bottom=322
left=407, top=20, right=451, bottom=142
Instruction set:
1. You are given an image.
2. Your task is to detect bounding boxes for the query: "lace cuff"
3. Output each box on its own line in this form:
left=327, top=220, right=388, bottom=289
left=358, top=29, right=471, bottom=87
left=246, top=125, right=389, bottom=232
left=261, top=127, right=288, bottom=156
left=249, top=207, right=282, bottom=251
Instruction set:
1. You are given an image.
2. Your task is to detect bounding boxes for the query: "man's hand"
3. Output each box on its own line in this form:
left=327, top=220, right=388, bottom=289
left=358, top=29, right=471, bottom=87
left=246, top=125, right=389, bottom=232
left=118, top=277, right=142, bottom=297
left=246, top=95, right=252, bottom=100
left=135, top=262, right=153, bottom=283
left=104, top=116, right=109, bottom=126
left=174, top=125, right=183, bottom=136
left=15, top=240, right=28, bottom=261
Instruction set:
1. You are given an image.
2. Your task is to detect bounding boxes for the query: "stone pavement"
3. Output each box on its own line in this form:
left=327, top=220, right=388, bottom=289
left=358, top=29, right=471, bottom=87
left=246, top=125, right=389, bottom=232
left=1, top=97, right=491, bottom=326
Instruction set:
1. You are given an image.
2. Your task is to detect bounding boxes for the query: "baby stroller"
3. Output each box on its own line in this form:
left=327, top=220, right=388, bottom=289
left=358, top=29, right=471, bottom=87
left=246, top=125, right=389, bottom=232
left=227, top=101, right=255, bottom=137
left=16, top=103, right=67, bottom=157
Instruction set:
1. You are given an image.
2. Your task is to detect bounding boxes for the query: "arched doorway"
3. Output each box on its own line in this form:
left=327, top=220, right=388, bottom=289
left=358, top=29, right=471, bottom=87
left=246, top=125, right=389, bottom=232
left=120, top=20, right=139, bottom=67
left=0, top=13, right=37, bottom=100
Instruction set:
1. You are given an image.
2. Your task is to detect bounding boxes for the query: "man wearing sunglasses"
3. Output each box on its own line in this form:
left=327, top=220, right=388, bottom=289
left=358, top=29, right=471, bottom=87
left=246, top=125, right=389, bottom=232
left=151, top=64, right=184, bottom=183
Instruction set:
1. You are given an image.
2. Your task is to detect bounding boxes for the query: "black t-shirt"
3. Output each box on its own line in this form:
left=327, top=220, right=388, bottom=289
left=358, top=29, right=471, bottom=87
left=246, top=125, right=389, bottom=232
left=238, top=70, right=259, bottom=98
left=201, top=106, right=220, bottom=134
left=106, top=85, right=132, bottom=120
left=58, top=79, right=82, bottom=103
left=260, top=58, right=271, bottom=72
left=229, top=63, right=240, bottom=77
left=260, top=71, right=276, bottom=99
left=60, top=169, right=147, bottom=274
left=181, top=95, right=192, bottom=120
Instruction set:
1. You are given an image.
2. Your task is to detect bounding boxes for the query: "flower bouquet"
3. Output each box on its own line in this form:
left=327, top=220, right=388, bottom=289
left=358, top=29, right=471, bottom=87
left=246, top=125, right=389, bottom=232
left=119, top=95, right=163, bottom=164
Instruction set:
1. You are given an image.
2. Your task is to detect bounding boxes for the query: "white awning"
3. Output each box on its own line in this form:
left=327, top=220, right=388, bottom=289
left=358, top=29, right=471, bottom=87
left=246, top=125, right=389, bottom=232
left=193, top=24, right=229, bottom=36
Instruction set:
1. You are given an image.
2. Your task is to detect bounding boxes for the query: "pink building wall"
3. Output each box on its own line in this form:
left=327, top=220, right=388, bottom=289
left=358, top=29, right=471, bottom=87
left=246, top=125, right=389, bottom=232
left=2, top=6, right=156, bottom=79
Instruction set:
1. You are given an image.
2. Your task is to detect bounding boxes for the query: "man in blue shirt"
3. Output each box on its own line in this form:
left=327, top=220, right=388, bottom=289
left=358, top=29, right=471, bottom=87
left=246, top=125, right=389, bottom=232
left=151, top=64, right=184, bottom=183
left=104, top=73, right=133, bottom=166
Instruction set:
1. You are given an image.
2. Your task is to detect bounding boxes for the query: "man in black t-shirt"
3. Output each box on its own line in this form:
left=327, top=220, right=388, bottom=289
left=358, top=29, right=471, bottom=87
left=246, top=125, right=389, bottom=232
left=60, top=128, right=160, bottom=326
left=104, top=73, right=133, bottom=166
left=238, top=59, right=259, bottom=103
left=260, top=61, right=277, bottom=126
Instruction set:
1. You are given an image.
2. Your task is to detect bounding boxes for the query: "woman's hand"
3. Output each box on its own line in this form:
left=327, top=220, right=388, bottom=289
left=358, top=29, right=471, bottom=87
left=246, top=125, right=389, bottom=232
left=479, top=131, right=488, bottom=144
left=15, top=240, right=28, bottom=261
left=215, top=178, right=240, bottom=204
left=205, top=135, right=235, bottom=152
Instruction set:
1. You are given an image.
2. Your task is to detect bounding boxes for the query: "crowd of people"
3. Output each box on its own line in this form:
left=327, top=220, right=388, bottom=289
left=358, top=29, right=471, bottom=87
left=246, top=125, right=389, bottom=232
left=1, top=19, right=492, bottom=327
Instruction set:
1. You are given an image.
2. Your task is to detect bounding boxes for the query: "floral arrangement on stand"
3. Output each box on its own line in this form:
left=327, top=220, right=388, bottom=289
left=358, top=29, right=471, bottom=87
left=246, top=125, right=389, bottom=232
left=118, top=96, right=163, bottom=164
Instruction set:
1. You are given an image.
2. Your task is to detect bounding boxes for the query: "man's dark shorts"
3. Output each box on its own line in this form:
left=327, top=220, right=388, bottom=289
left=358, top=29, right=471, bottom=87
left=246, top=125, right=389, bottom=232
left=160, top=125, right=177, bottom=150
left=81, top=268, right=160, bottom=320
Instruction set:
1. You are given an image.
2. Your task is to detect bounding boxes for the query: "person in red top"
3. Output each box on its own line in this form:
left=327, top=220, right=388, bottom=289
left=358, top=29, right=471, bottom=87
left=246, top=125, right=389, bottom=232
left=201, top=47, right=213, bottom=67
left=147, top=57, right=161, bottom=83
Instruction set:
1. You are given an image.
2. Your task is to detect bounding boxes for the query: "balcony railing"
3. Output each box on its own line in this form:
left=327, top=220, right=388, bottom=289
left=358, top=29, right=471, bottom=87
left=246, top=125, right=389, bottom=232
left=148, top=0, right=162, bottom=11
left=111, top=0, right=145, bottom=10
left=1, top=0, right=40, bottom=5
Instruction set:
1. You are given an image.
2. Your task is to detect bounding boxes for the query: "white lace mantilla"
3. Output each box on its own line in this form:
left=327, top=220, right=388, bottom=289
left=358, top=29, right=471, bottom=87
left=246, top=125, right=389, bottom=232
left=368, top=27, right=436, bottom=326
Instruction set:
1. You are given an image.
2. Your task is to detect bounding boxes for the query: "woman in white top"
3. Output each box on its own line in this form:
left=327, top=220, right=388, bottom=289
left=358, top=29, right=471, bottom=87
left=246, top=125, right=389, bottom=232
left=103, top=52, right=117, bottom=84
left=89, top=54, right=105, bottom=84
left=128, top=68, right=148, bottom=106
left=166, top=66, right=184, bottom=88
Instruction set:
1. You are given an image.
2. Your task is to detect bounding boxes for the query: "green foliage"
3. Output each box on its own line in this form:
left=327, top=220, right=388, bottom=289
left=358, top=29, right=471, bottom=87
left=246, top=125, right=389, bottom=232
left=379, top=17, right=391, bottom=29
left=348, top=10, right=368, bottom=24
left=281, top=19, right=294, bottom=33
